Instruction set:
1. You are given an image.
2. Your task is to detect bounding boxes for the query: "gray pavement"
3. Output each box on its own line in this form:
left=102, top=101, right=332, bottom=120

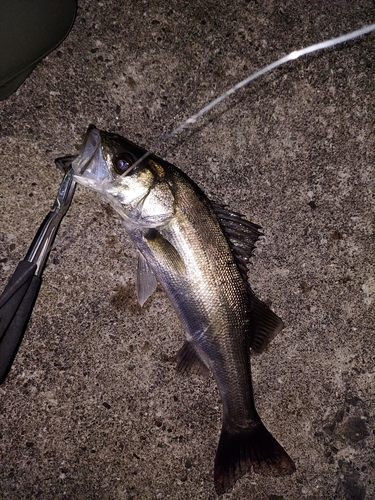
left=1, top=1, right=374, bottom=499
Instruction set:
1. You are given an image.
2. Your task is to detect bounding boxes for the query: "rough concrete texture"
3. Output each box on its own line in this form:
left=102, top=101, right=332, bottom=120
left=1, top=1, right=374, bottom=499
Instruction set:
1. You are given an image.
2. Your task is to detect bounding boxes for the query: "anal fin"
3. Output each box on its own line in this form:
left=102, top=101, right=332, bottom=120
left=175, top=340, right=209, bottom=377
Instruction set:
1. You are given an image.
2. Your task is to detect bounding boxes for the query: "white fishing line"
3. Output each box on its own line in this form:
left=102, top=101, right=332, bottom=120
left=126, top=23, right=375, bottom=174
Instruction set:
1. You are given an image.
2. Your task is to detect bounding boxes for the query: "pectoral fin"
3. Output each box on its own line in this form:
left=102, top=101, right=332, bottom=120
left=136, top=252, right=157, bottom=306
left=144, top=229, right=186, bottom=275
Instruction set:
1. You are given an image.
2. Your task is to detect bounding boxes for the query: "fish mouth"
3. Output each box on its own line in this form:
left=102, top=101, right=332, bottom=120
left=72, top=125, right=110, bottom=190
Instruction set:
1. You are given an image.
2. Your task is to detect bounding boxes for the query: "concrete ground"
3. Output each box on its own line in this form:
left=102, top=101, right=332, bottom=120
left=1, top=1, right=374, bottom=499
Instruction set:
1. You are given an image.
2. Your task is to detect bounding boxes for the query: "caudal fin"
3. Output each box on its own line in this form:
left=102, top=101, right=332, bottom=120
left=214, top=421, right=295, bottom=495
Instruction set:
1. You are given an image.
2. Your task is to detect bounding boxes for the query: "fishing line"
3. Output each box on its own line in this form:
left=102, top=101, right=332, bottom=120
left=125, top=23, right=375, bottom=175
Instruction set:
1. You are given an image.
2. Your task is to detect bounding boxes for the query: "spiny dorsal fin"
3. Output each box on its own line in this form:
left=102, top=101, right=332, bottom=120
left=175, top=340, right=210, bottom=377
left=211, top=201, right=262, bottom=284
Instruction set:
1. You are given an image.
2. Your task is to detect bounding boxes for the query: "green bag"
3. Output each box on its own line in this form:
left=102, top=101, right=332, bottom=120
left=0, top=0, right=77, bottom=100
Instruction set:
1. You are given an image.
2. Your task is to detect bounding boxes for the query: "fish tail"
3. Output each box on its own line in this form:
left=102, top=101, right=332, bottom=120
left=214, top=420, right=295, bottom=495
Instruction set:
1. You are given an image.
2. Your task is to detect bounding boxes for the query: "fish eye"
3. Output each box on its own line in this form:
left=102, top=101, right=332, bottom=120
left=114, top=152, right=135, bottom=175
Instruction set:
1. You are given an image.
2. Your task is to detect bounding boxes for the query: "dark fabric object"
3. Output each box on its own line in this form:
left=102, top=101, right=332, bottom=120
left=0, top=0, right=77, bottom=100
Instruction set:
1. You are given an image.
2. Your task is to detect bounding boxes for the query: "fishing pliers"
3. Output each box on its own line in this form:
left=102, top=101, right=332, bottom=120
left=0, top=155, right=76, bottom=383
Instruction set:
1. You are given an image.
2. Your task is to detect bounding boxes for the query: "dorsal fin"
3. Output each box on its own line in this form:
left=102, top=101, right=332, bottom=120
left=211, top=201, right=284, bottom=353
left=248, top=292, right=284, bottom=353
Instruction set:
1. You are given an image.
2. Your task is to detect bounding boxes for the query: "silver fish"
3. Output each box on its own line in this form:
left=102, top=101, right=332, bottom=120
left=72, top=125, right=295, bottom=494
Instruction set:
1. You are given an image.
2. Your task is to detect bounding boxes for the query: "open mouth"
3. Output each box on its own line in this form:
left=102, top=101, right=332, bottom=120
left=72, top=125, right=109, bottom=186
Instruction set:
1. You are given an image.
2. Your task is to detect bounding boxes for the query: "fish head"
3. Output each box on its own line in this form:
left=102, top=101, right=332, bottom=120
left=72, top=125, right=175, bottom=228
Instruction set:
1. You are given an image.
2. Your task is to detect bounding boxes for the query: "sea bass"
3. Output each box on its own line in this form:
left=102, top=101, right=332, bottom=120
left=72, top=125, right=295, bottom=494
